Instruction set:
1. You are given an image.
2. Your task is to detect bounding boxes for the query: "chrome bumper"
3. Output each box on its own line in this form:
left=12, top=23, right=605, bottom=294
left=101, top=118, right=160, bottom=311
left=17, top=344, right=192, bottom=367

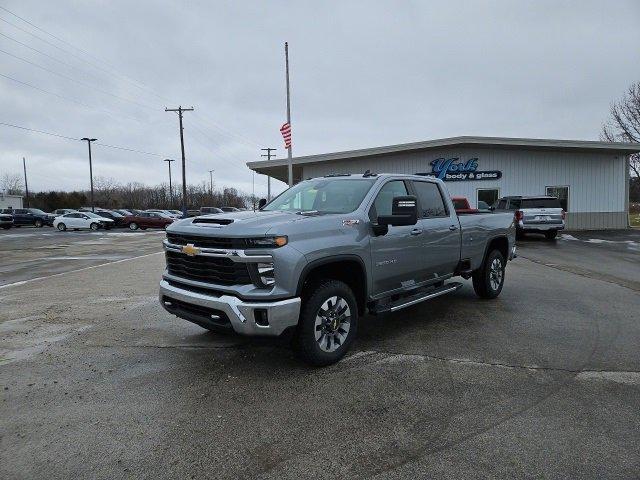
left=518, top=221, right=565, bottom=231
left=159, top=279, right=301, bottom=336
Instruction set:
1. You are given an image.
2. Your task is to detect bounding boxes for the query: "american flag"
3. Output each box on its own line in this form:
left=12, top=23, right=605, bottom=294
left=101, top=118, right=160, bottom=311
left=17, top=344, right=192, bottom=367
left=280, top=122, right=292, bottom=149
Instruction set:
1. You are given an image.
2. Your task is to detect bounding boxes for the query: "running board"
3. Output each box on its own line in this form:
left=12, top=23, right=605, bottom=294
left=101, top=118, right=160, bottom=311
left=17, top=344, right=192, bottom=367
left=372, top=282, right=463, bottom=315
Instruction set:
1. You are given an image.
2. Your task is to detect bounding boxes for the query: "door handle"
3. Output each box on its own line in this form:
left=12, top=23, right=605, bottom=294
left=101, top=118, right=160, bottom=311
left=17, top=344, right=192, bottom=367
left=410, top=228, right=423, bottom=235
left=449, top=225, right=458, bottom=231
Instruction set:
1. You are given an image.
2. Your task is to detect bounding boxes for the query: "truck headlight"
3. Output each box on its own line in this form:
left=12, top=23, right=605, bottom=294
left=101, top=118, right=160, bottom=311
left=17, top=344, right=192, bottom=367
left=246, top=236, right=288, bottom=248
left=257, top=262, right=275, bottom=287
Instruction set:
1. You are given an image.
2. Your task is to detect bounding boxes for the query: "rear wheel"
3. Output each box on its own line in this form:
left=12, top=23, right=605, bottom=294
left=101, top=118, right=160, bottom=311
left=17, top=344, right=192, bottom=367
left=57, top=223, right=66, bottom=231
left=90, top=222, right=99, bottom=231
left=34, top=219, right=43, bottom=228
left=545, top=230, right=558, bottom=240
left=293, top=280, right=358, bottom=366
left=472, top=249, right=505, bottom=299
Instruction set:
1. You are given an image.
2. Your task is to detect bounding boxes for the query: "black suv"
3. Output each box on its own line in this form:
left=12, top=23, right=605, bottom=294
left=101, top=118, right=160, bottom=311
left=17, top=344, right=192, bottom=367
left=1, top=208, right=55, bottom=227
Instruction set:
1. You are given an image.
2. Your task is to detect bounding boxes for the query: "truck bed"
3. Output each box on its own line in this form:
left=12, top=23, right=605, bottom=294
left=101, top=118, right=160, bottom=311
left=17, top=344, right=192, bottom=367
left=458, top=211, right=515, bottom=270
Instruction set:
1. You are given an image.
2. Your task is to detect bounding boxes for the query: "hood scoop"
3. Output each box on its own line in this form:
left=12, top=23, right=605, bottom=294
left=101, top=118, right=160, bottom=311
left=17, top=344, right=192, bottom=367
left=192, top=217, right=234, bottom=225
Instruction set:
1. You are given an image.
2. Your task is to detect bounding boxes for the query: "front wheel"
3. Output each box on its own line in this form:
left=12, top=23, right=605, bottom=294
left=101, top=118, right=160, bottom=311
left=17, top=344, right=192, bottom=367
left=472, top=249, right=505, bottom=299
left=34, top=219, right=43, bottom=228
left=57, top=223, right=66, bottom=231
left=90, top=222, right=99, bottom=231
left=128, top=222, right=138, bottom=230
left=293, top=280, right=358, bottom=366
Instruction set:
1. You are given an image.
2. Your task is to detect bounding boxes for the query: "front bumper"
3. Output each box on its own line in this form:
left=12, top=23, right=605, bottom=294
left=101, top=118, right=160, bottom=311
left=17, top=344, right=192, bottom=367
left=159, top=279, right=301, bottom=336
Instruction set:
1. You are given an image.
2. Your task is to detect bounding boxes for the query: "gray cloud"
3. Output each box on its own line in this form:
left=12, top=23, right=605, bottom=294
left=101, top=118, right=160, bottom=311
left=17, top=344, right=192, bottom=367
left=1, top=0, right=639, bottom=196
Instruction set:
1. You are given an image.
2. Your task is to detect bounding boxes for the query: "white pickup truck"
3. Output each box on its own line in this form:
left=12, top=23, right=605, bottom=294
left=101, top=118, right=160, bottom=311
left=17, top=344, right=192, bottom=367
left=494, top=195, right=565, bottom=240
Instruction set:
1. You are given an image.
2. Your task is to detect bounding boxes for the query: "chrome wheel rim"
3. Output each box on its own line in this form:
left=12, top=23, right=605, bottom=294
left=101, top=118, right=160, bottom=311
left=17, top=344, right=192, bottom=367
left=489, top=258, right=503, bottom=291
left=314, top=296, right=351, bottom=353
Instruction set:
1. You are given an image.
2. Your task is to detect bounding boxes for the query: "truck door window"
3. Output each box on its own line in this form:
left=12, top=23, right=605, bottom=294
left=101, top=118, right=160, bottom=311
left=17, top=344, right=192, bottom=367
left=412, top=181, right=448, bottom=218
left=370, top=181, right=408, bottom=219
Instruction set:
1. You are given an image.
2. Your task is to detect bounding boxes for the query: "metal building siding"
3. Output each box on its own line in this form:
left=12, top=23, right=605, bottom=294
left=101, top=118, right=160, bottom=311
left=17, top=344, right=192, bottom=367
left=302, top=147, right=626, bottom=214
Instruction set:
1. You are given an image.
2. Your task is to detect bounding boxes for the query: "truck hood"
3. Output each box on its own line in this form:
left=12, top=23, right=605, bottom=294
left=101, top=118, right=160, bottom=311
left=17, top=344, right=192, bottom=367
left=166, top=210, right=309, bottom=236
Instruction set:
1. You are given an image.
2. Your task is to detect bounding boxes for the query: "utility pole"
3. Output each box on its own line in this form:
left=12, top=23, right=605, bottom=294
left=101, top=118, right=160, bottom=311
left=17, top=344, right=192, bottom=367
left=165, top=106, right=194, bottom=215
left=164, top=159, right=175, bottom=208
left=81, top=138, right=97, bottom=212
left=284, top=42, right=293, bottom=187
left=208, top=169, right=214, bottom=198
left=261, top=148, right=276, bottom=201
left=22, top=157, right=29, bottom=207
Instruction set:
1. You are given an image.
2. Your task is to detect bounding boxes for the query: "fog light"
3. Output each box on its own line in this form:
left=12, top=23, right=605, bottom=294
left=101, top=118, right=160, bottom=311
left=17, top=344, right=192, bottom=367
left=254, top=309, right=269, bottom=326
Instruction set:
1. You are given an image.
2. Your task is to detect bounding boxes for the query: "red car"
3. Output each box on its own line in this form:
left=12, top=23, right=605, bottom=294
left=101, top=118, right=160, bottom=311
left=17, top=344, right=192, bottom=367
left=123, top=212, right=175, bottom=230
left=451, top=196, right=479, bottom=214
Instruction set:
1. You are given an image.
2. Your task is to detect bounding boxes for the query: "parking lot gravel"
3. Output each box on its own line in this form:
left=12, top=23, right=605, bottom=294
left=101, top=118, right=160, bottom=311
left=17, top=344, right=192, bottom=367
left=1, top=229, right=639, bottom=479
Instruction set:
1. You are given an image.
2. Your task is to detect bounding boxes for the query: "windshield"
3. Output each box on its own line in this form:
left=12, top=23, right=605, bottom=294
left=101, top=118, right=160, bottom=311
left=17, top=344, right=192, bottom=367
left=452, top=199, right=468, bottom=209
left=264, top=178, right=376, bottom=214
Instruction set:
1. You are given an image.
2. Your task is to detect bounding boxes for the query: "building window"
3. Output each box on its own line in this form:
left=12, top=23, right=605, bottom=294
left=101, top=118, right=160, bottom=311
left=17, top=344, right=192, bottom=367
left=477, top=188, right=499, bottom=209
left=546, top=186, right=569, bottom=211
left=412, top=181, right=448, bottom=218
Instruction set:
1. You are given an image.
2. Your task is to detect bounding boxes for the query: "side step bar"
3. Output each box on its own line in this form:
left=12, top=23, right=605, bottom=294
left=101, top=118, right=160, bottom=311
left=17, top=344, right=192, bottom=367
left=372, top=282, right=463, bottom=315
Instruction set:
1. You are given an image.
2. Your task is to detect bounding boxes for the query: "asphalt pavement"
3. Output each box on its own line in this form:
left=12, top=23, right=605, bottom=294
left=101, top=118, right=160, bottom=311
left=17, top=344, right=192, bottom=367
left=1, top=228, right=639, bottom=479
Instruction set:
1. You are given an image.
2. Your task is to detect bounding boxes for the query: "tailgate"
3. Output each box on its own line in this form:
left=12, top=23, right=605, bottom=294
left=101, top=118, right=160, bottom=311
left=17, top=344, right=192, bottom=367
left=521, top=208, right=563, bottom=226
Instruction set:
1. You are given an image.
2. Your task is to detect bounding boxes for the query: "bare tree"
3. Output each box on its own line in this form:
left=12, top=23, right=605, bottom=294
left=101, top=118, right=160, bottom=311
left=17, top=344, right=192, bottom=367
left=601, top=81, right=640, bottom=178
left=0, top=172, right=24, bottom=195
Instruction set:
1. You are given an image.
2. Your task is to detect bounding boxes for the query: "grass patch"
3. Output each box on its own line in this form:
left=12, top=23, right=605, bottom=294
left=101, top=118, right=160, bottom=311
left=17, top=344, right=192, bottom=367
left=630, top=214, right=640, bottom=227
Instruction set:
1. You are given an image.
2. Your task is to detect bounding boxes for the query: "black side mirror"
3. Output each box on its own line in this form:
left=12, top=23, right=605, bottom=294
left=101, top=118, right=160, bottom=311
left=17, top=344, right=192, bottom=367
left=377, top=195, right=418, bottom=227
left=258, top=198, right=267, bottom=209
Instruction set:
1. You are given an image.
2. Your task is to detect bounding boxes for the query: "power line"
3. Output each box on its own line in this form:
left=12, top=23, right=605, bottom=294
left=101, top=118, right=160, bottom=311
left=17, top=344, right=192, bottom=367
left=0, top=47, right=158, bottom=111
left=0, top=12, right=169, bottom=103
left=0, top=121, right=165, bottom=156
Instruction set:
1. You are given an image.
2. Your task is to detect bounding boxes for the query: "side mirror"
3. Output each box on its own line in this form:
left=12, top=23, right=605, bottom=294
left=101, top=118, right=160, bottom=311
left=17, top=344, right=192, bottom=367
left=377, top=195, right=418, bottom=227
left=258, top=198, right=267, bottom=209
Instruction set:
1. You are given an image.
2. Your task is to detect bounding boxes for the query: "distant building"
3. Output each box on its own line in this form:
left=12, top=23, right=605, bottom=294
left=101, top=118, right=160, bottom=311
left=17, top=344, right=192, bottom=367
left=0, top=193, right=24, bottom=209
left=248, top=136, right=639, bottom=230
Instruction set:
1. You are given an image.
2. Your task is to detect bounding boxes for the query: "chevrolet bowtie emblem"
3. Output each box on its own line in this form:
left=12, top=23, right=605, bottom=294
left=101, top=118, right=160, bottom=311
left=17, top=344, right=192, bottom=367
left=181, top=243, right=200, bottom=256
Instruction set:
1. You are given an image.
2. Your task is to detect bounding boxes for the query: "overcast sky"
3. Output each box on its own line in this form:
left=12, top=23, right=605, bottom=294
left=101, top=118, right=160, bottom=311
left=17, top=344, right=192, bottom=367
left=1, top=0, right=639, bottom=197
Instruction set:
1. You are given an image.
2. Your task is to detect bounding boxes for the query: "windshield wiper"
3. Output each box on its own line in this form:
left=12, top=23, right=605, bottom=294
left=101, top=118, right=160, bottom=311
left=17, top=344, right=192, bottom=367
left=297, top=210, right=322, bottom=216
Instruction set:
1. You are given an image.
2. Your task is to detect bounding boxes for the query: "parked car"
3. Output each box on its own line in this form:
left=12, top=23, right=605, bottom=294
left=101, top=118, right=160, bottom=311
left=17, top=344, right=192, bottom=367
left=146, top=209, right=181, bottom=219
left=123, top=211, right=175, bottom=230
left=53, top=208, right=78, bottom=215
left=113, top=209, right=134, bottom=216
left=1, top=208, right=55, bottom=227
left=160, top=173, right=516, bottom=366
left=168, top=210, right=183, bottom=217
left=451, top=196, right=479, bottom=214
left=0, top=212, right=14, bottom=229
left=220, top=207, right=240, bottom=212
left=186, top=210, right=201, bottom=217
left=199, top=206, right=223, bottom=215
left=92, top=209, right=125, bottom=227
left=53, top=212, right=114, bottom=231
left=494, top=195, right=565, bottom=240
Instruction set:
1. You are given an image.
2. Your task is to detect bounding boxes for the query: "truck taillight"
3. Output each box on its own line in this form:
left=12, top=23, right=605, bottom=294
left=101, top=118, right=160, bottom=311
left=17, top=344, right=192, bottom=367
left=514, top=210, right=523, bottom=221
left=561, top=210, right=566, bottom=220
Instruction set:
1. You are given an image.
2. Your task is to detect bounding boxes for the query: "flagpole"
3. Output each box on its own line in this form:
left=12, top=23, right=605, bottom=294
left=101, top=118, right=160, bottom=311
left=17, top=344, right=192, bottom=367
left=285, top=41, right=293, bottom=187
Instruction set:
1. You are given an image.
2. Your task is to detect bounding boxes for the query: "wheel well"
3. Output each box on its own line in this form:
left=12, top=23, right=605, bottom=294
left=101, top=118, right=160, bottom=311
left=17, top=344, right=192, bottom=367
left=487, top=236, right=509, bottom=260
left=299, top=259, right=367, bottom=315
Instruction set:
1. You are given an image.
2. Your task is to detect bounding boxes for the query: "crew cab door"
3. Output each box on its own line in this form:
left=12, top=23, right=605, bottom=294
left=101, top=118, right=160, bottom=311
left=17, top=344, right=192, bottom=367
left=369, top=180, right=426, bottom=297
left=410, top=180, right=461, bottom=280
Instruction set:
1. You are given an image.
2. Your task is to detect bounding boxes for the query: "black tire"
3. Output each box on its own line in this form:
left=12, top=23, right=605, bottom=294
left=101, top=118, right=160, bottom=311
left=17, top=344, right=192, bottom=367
left=472, top=249, right=506, bottom=299
left=545, top=230, right=558, bottom=240
left=57, top=223, right=66, bottom=231
left=1, top=225, right=10, bottom=230
left=90, top=222, right=99, bottom=231
left=34, top=219, right=43, bottom=228
left=293, top=280, right=358, bottom=367
left=128, top=222, right=138, bottom=230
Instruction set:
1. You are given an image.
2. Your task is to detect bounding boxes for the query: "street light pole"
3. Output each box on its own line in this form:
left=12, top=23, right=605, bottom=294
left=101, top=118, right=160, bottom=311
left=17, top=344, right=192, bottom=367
left=165, top=106, right=194, bottom=216
left=164, top=159, right=175, bottom=208
left=209, top=169, right=214, bottom=198
left=81, top=137, right=97, bottom=212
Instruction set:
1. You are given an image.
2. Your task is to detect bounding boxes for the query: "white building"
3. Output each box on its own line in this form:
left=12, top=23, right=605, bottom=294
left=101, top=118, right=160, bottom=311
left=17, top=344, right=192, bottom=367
left=248, top=136, right=639, bottom=230
left=0, top=192, right=23, bottom=210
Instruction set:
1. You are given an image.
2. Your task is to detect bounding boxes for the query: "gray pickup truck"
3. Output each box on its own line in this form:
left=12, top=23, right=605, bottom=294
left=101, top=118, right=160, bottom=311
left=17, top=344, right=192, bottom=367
left=159, top=173, right=516, bottom=365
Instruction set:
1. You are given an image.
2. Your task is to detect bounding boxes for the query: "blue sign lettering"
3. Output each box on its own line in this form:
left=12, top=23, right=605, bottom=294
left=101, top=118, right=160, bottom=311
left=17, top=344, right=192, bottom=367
left=416, top=157, right=502, bottom=182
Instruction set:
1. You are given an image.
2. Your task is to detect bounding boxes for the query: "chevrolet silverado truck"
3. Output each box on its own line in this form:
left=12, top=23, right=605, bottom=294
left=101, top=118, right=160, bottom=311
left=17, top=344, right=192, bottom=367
left=159, top=173, right=516, bottom=366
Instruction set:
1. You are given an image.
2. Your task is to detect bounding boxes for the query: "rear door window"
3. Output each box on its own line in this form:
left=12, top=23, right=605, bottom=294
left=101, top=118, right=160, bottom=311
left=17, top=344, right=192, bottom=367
left=412, top=181, right=448, bottom=218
